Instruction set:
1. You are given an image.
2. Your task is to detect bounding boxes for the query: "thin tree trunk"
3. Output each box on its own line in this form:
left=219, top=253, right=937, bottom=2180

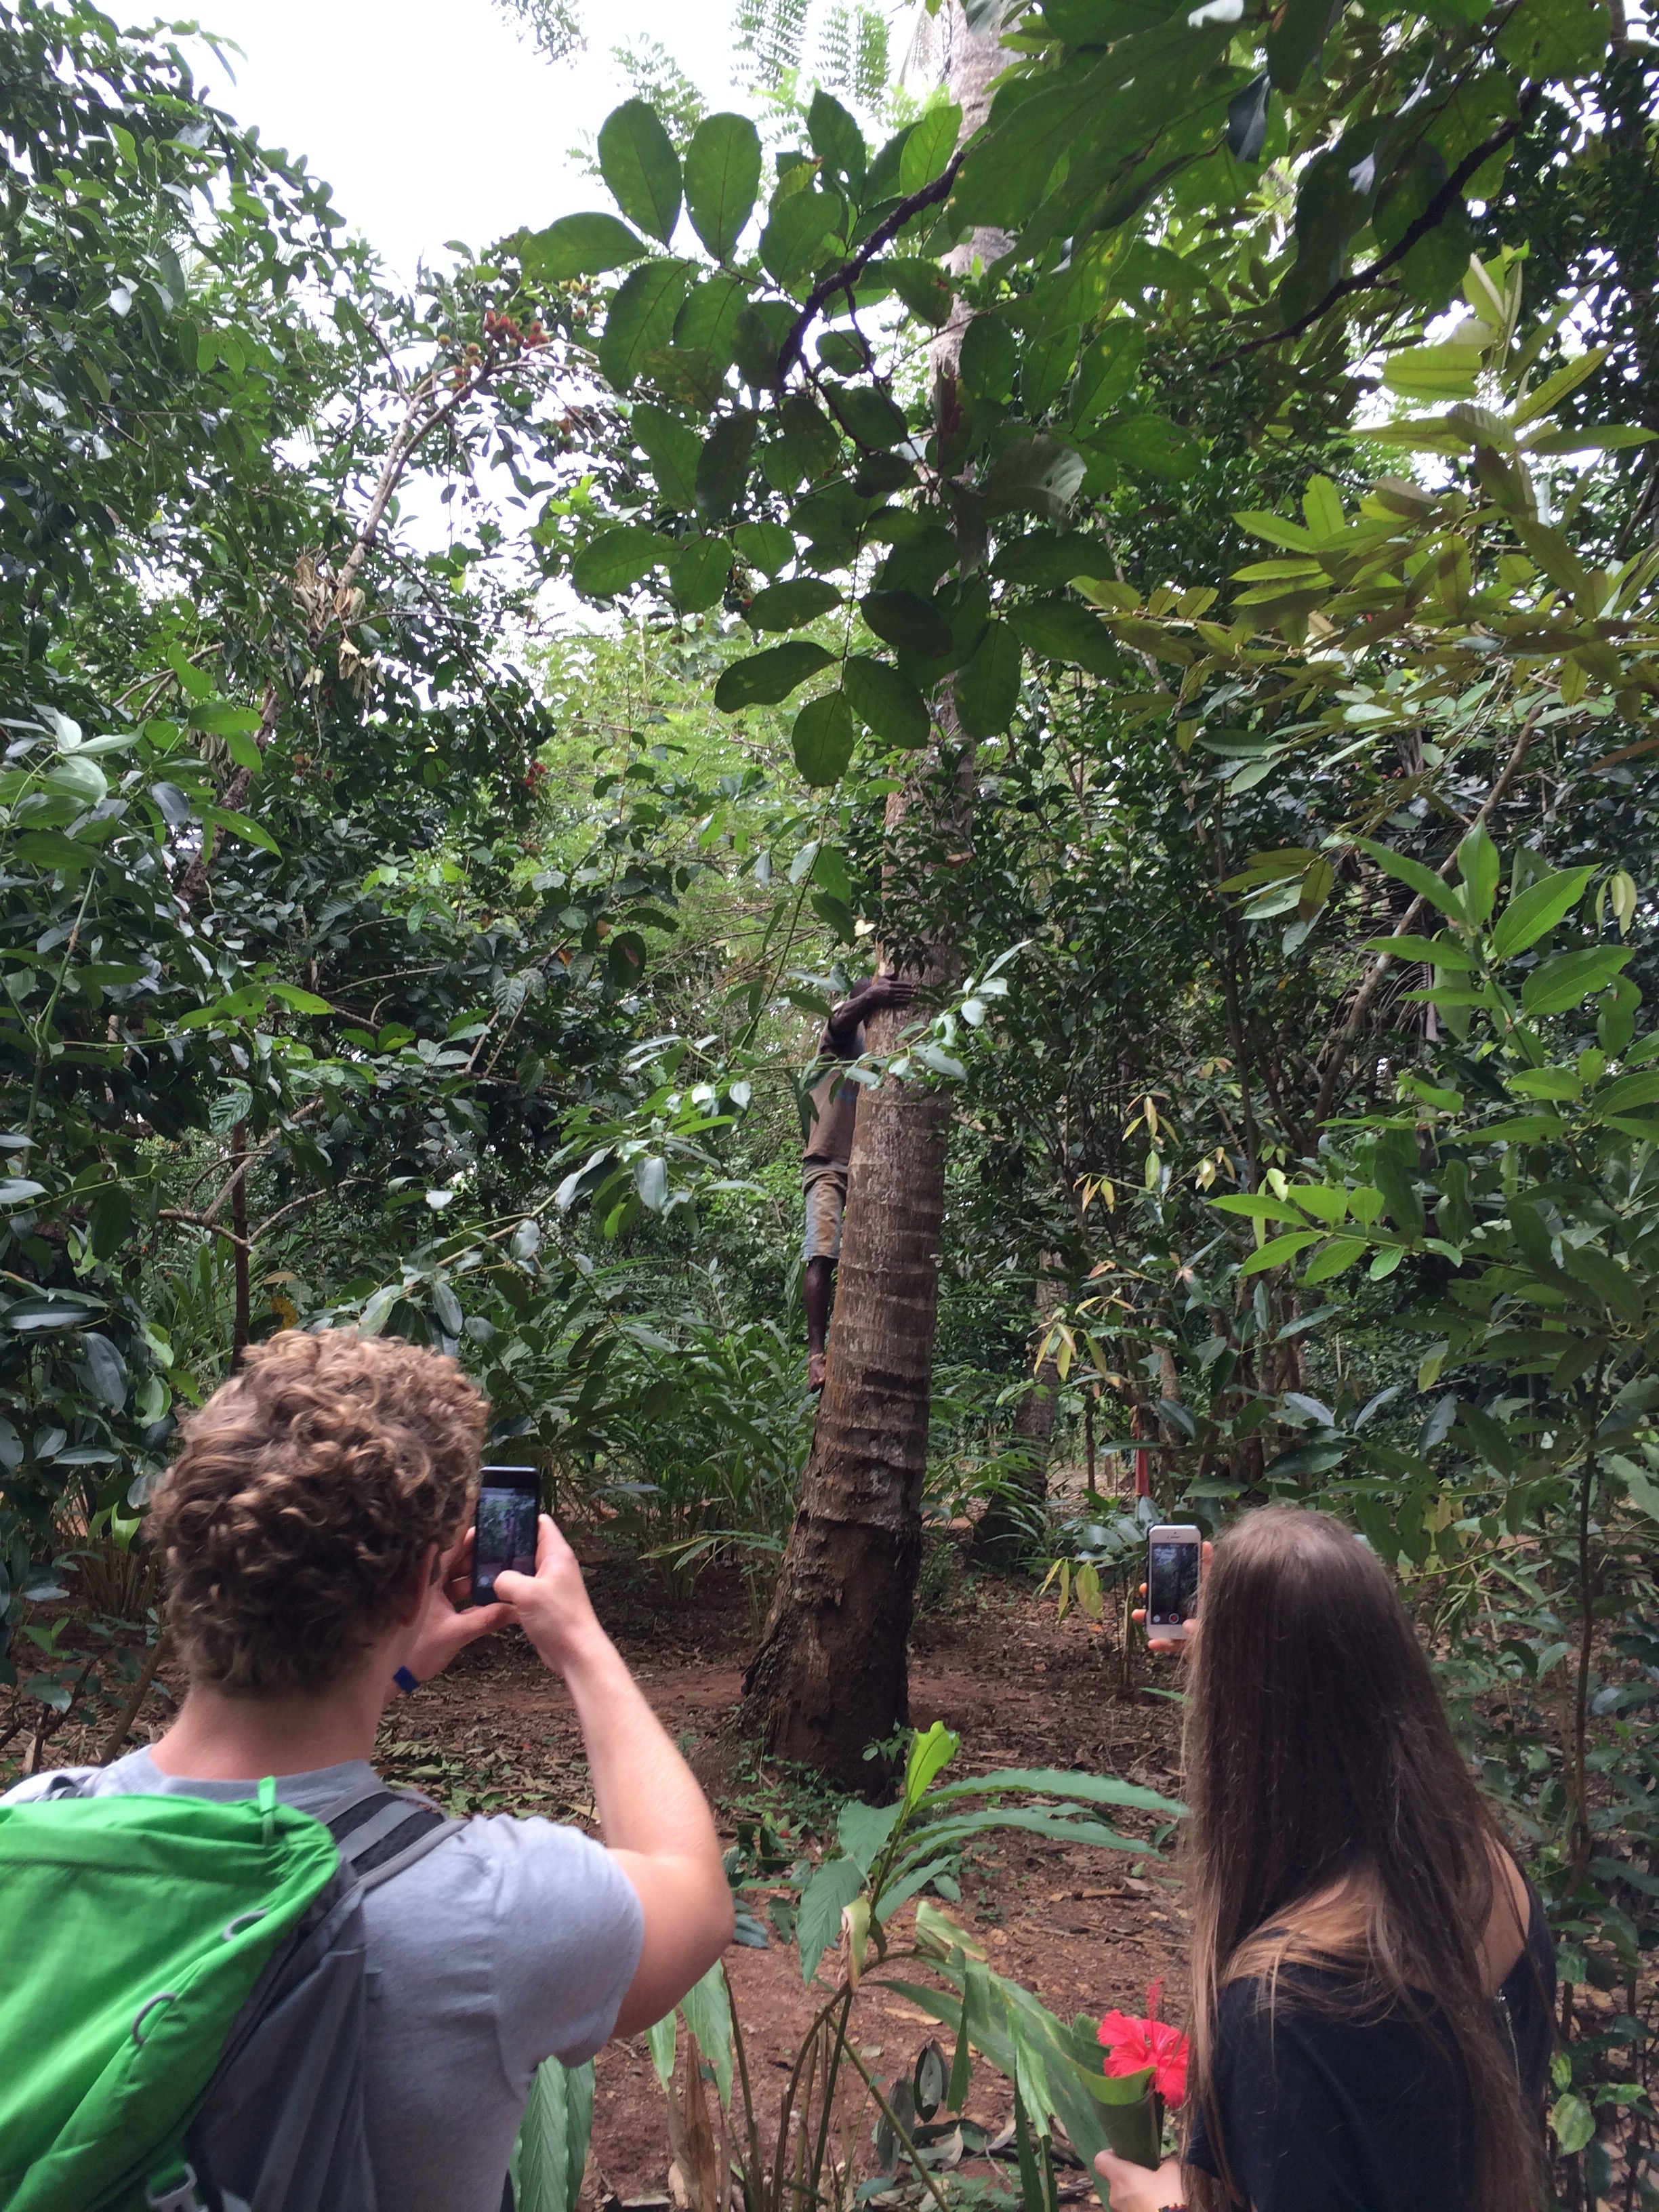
left=230, top=1119, right=251, bottom=1364
left=741, top=3, right=1007, bottom=1786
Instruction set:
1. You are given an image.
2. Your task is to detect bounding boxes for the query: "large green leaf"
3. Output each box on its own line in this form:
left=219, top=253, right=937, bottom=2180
left=898, top=102, right=962, bottom=194
left=1492, top=866, right=1597, bottom=959
left=748, top=578, right=842, bottom=631
left=797, top=1853, right=865, bottom=1980
left=517, top=213, right=645, bottom=283
left=678, top=1962, right=735, bottom=2108
left=714, top=641, right=834, bottom=710
left=1266, top=0, right=1342, bottom=88
left=861, top=589, right=953, bottom=658
left=960, top=316, right=1017, bottom=403
left=844, top=655, right=930, bottom=747
left=510, top=2058, right=595, bottom=2212
left=1088, top=415, right=1200, bottom=481
left=668, top=536, right=732, bottom=611
left=825, top=382, right=909, bottom=449
left=1520, top=945, right=1631, bottom=1015
left=982, top=434, right=1087, bottom=518
left=569, top=526, right=663, bottom=598
left=631, top=403, right=700, bottom=509
left=990, top=532, right=1101, bottom=588
left=598, top=99, right=682, bottom=244
left=694, top=409, right=759, bottom=524
left=1010, top=598, right=1118, bottom=677
left=674, top=272, right=751, bottom=367
left=955, top=620, right=1023, bottom=737
left=760, top=187, right=844, bottom=283
left=808, top=88, right=865, bottom=190
left=1070, top=325, right=1145, bottom=426
left=793, top=691, right=858, bottom=787
left=684, top=113, right=762, bottom=260
left=597, top=260, right=691, bottom=391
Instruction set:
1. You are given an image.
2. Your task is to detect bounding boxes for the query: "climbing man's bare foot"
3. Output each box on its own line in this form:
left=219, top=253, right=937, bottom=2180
left=808, top=1352, right=827, bottom=1392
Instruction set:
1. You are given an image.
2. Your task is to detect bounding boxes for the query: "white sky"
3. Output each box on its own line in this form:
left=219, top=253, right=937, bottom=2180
left=188, top=0, right=747, bottom=282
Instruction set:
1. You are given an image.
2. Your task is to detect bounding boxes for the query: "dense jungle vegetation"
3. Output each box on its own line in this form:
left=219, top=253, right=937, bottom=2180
left=5, top=0, right=1659, bottom=2197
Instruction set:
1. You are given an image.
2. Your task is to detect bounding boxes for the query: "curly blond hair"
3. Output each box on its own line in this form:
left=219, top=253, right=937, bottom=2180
left=150, top=1330, right=488, bottom=1695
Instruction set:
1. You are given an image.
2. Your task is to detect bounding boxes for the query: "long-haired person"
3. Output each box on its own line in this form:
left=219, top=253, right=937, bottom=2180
left=1094, top=1507, right=1555, bottom=2212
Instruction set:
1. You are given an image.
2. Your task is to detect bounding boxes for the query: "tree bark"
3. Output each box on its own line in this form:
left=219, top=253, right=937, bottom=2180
left=741, top=1, right=1008, bottom=1786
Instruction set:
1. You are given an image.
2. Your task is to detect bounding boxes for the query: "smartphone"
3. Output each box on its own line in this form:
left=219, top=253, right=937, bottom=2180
left=1147, top=1524, right=1202, bottom=1639
left=470, top=1467, right=540, bottom=1604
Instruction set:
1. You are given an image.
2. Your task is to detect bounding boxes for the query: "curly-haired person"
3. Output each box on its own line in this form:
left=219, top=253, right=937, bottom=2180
left=5, top=1330, right=732, bottom=2212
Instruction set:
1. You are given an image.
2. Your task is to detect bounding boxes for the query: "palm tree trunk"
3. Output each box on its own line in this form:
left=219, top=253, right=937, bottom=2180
left=741, top=3, right=1008, bottom=1786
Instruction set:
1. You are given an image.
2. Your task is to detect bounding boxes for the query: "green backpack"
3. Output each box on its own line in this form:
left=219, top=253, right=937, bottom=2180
left=0, top=1773, right=461, bottom=2211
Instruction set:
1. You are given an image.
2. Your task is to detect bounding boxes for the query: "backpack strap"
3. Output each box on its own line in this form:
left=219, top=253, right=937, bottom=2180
left=320, top=1779, right=464, bottom=1892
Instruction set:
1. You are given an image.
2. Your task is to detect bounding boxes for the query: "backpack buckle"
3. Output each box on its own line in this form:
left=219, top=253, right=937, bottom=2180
left=145, top=2162, right=207, bottom=2212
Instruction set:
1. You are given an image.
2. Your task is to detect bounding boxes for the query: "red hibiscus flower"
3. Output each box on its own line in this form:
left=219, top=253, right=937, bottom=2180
left=1098, top=1999, right=1189, bottom=2107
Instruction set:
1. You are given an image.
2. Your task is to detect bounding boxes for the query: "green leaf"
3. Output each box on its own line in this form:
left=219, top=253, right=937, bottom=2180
left=1210, top=1193, right=1308, bottom=1224
left=1087, top=415, right=1200, bottom=482
left=678, top=1962, right=735, bottom=2108
left=1382, top=344, right=1486, bottom=402
left=808, top=89, right=866, bottom=188
left=761, top=188, right=842, bottom=283
left=904, top=1720, right=961, bottom=1807
left=267, top=983, right=333, bottom=1014
left=684, top=113, right=762, bottom=260
left=792, top=692, right=858, bottom=787
left=798, top=1854, right=865, bottom=1980
left=79, top=1330, right=128, bottom=1410
left=1521, top=945, right=1633, bottom=1015
left=632, top=403, right=701, bottom=509
left=1071, top=325, right=1146, bottom=426
left=1353, top=838, right=1467, bottom=924
left=1563, top=1245, right=1644, bottom=1325
left=955, top=621, right=1023, bottom=737
left=1456, top=822, right=1500, bottom=923
left=960, top=316, right=1018, bottom=403
left=518, top=213, right=646, bottom=282
left=598, top=99, right=682, bottom=244
left=1302, top=1237, right=1368, bottom=1284
left=924, top=1767, right=1181, bottom=1816
left=748, top=578, right=842, bottom=632
left=647, top=2013, right=676, bottom=2087
left=840, top=1797, right=905, bottom=1875
left=512, top=2057, right=595, bottom=2212
left=1492, top=867, right=1597, bottom=959
left=1498, top=0, right=1610, bottom=79
left=733, top=521, right=796, bottom=575
left=1593, top=1071, right=1659, bottom=1118
left=668, top=536, right=731, bottom=611
left=571, top=525, right=663, bottom=598
left=899, top=102, right=961, bottom=194
left=694, top=409, right=759, bottom=524
left=714, top=642, right=835, bottom=710
left=674, top=272, right=751, bottom=366
left=1240, top=1229, right=1323, bottom=1275
left=991, top=533, right=1102, bottom=588
left=825, top=383, right=909, bottom=449
left=1551, top=2092, right=1596, bottom=2158
left=861, top=590, right=953, bottom=659
left=1265, top=0, right=1341, bottom=87
left=1361, top=935, right=1477, bottom=970
left=983, top=434, right=1087, bottom=519
left=597, top=260, right=691, bottom=391
left=882, top=258, right=954, bottom=329
left=844, top=656, right=930, bottom=748
left=1010, top=599, right=1118, bottom=678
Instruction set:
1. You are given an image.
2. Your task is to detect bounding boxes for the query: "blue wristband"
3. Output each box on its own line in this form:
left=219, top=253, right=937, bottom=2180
left=393, top=1665, right=419, bottom=1696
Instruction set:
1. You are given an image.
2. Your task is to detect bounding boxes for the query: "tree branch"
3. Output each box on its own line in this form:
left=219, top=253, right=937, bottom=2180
left=1220, top=89, right=1544, bottom=368
left=776, top=152, right=966, bottom=383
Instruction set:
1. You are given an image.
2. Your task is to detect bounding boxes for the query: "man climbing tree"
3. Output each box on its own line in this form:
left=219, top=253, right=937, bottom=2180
left=801, top=973, right=916, bottom=1391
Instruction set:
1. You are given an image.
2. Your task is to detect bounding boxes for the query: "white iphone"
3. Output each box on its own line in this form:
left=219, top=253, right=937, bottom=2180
left=1147, top=1524, right=1203, bottom=1639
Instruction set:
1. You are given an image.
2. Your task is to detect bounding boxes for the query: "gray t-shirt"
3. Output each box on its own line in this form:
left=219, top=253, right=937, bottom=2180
left=5, top=1748, right=644, bottom=2212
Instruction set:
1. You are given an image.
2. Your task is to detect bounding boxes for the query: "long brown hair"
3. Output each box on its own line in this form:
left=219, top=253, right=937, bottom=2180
left=1180, top=1507, right=1540, bottom=2212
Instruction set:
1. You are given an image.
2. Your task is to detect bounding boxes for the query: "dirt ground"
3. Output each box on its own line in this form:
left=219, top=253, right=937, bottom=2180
left=9, top=1551, right=1187, bottom=2207
left=375, top=1555, right=1188, bottom=2205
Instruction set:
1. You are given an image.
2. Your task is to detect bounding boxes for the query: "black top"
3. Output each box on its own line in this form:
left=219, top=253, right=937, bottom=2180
left=1185, top=1877, right=1555, bottom=2211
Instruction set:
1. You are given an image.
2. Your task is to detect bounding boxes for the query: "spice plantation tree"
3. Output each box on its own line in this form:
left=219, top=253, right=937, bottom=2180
left=530, top=0, right=1647, bottom=1778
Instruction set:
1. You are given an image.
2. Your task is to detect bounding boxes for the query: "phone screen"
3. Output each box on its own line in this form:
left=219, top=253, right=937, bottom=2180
left=1147, top=1536, right=1202, bottom=1629
left=472, top=1469, right=539, bottom=1602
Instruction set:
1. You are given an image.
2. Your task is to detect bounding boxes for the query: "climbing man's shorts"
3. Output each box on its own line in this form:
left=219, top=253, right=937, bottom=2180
left=802, top=1170, right=847, bottom=1265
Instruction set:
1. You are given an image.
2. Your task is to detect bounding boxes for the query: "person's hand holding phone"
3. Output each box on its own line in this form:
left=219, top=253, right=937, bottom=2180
left=403, top=1527, right=509, bottom=1683
left=493, top=1514, right=607, bottom=1678
left=1137, top=1538, right=1213, bottom=1654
